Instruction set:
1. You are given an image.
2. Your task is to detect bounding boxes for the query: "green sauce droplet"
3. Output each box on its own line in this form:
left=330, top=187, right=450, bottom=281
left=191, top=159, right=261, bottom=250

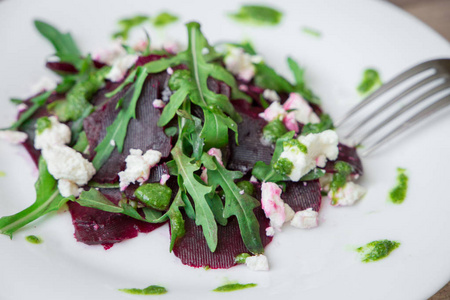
left=263, top=119, right=287, bottom=144
left=274, top=158, right=294, bottom=176
left=234, top=253, right=251, bottom=264
left=0, top=171, right=6, bottom=177
left=357, top=68, right=382, bottom=96
left=119, top=285, right=167, bottom=295
left=26, top=235, right=42, bottom=244
left=134, top=183, right=172, bottom=210
left=213, top=283, right=257, bottom=292
left=356, top=240, right=400, bottom=263
left=36, top=117, right=52, bottom=134
left=389, top=168, right=408, bottom=204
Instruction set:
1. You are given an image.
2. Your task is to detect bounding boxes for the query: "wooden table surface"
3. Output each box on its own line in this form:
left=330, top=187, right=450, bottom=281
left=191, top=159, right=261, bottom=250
left=387, top=1, right=450, bottom=299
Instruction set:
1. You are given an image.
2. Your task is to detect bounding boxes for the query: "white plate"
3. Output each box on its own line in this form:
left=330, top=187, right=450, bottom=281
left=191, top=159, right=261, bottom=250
left=0, top=0, right=449, bottom=299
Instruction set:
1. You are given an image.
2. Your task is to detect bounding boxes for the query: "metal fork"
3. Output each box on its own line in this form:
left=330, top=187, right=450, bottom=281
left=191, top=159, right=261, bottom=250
left=335, top=58, right=450, bottom=156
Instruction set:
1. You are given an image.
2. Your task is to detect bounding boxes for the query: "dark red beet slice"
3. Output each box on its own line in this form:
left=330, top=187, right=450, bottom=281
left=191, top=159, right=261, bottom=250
left=324, top=143, right=364, bottom=176
left=84, top=72, right=172, bottom=183
left=227, top=100, right=274, bottom=174
left=46, top=61, right=78, bottom=74
left=135, top=54, right=166, bottom=66
left=282, top=180, right=322, bottom=212
left=172, top=208, right=272, bottom=269
left=69, top=164, right=170, bottom=248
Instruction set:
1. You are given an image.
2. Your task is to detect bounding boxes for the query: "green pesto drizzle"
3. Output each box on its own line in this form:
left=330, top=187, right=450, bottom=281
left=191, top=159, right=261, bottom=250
left=301, top=27, right=321, bottom=38
left=0, top=171, right=5, bottom=177
left=119, top=285, right=167, bottom=295
left=228, top=5, right=283, bottom=26
left=26, top=235, right=42, bottom=244
left=36, top=117, right=52, bottom=134
left=262, top=119, right=287, bottom=143
left=234, top=252, right=251, bottom=264
left=357, top=68, right=382, bottom=96
left=389, top=168, right=408, bottom=204
left=356, top=240, right=400, bottom=263
left=213, top=283, right=257, bottom=292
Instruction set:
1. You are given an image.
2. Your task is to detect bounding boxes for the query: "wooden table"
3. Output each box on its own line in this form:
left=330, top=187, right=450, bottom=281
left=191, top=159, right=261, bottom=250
left=387, top=1, right=449, bottom=298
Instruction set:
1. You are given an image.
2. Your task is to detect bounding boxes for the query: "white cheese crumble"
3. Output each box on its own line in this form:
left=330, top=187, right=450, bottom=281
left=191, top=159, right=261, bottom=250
left=279, top=130, right=339, bottom=181
left=224, top=47, right=257, bottom=82
left=152, top=99, right=165, bottom=108
left=109, top=139, right=116, bottom=147
left=290, top=208, right=319, bottom=229
left=319, top=173, right=333, bottom=193
left=0, top=130, right=28, bottom=144
left=118, top=149, right=162, bottom=191
left=245, top=254, right=269, bottom=271
left=17, top=103, right=28, bottom=113
left=283, top=93, right=320, bottom=125
left=329, top=182, right=366, bottom=206
left=30, top=76, right=57, bottom=96
left=106, top=54, right=138, bottom=82
left=207, top=148, right=223, bottom=166
left=58, top=179, right=82, bottom=198
left=263, top=89, right=280, bottom=102
left=92, top=42, right=127, bottom=65
left=265, top=226, right=275, bottom=237
left=284, top=203, right=295, bottom=222
left=34, top=116, right=71, bottom=149
left=250, top=175, right=258, bottom=183
left=166, top=67, right=174, bottom=75
left=259, top=101, right=286, bottom=122
left=160, top=174, right=170, bottom=185
left=261, top=182, right=286, bottom=232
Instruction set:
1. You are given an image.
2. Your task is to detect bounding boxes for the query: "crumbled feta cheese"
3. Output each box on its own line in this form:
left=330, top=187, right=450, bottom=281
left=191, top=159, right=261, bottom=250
left=17, top=103, right=28, bottom=113
left=283, top=93, right=320, bottom=125
left=239, top=190, right=245, bottom=195
left=133, top=40, right=148, bottom=52
left=163, top=41, right=181, bottom=54
left=291, top=208, right=319, bottom=229
left=106, top=54, right=138, bottom=82
left=239, top=84, right=249, bottom=92
left=166, top=67, right=174, bottom=75
left=250, top=176, right=258, bottom=183
left=319, top=173, right=333, bottom=193
left=284, top=203, right=295, bottom=222
left=224, top=47, right=256, bottom=82
left=279, top=130, right=339, bottom=181
left=201, top=47, right=209, bottom=55
left=261, top=182, right=286, bottom=231
left=329, top=182, right=366, bottom=206
left=118, top=149, right=162, bottom=191
left=34, top=116, right=71, bottom=149
left=265, top=226, right=275, bottom=237
left=161, top=87, right=172, bottom=102
left=245, top=254, right=269, bottom=271
left=42, top=146, right=96, bottom=185
left=152, top=99, right=165, bottom=108
left=160, top=174, right=170, bottom=185
left=58, top=179, right=81, bottom=197
left=0, top=130, right=28, bottom=144
left=207, top=148, right=223, bottom=166
left=30, top=76, right=57, bottom=95
left=283, top=111, right=299, bottom=133
left=263, top=89, right=280, bottom=102
left=259, top=101, right=286, bottom=122
left=92, top=42, right=127, bottom=65
left=109, top=139, right=116, bottom=147
left=200, top=167, right=208, bottom=184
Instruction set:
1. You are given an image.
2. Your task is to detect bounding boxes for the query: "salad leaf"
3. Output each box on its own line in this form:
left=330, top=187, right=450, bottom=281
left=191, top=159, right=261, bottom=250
left=152, top=12, right=179, bottom=27
left=287, top=57, right=321, bottom=104
left=171, top=143, right=217, bottom=252
left=228, top=5, right=283, bottom=26
left=34, top=20, right=82, bottom=66
left=10, top=91, right=52, bottom=130
left=113, top=15, right=150, bottom=40
left=92, top=67, right=148, bottom=170
left=254, top=63, right=293, bottom=93
left=207, top=158, right=263, bottom=254
left=0, top=158, right=68, bottom=237
left=301, top=114, right=334, bottom=135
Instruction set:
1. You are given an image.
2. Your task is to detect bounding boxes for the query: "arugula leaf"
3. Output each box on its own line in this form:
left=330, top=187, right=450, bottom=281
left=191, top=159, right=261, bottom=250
left=228, top=5, right=283, bottom=26
left=113, top=15, right=150, bottom=40
left=287, top=57, right=321, bottom=104
left=207, top=193, right=228, bottom=226
left=357, top=68, right=382, bottom=96
left=152, top=12, right=179, bottom=27
left=10, top=91, right=52, bottom=130
left=34, top=20, right=82, bottom=66
left=172, top=142, right=217, bottom=252
left=254, top=63, right=293, bottom=93
left=301, top=114, right=334, bottom=135
left=0, top=158, right=68, bottom=237
left=92, top=67, right=148, bottom=170
left=105, top=68, right=137, bottom=98
left=207, top=158, right=263, bottom=254
left=166, top=191, right=186, bottom=251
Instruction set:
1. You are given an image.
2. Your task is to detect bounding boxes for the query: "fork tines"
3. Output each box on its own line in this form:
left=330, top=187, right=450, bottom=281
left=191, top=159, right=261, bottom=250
left=336, top=59, right=450, bottom=156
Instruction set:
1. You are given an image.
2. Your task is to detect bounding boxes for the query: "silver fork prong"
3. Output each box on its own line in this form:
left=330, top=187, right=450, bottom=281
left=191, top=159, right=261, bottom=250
left=360, top=94, right=450, bottom=156
left=344, top=72, right=444, bottom=138
left=334, top=60, right=440, bottom=127
left=354, top=79, right=450, bottom=145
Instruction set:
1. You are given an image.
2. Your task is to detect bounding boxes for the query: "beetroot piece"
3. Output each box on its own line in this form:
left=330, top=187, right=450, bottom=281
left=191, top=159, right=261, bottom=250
left=172, top=208, right=272, bottom=269
left=135, top=54, right=166, bottom=67
left=227, top=100, right=274, bottom=174
left=68, top=164, right=170, bottom=248
left=84, top=72, right=172, bottom=183
left=324, top=143, right=364, bottom=176
left=282, top=180, right=322, bottom=212
left=46, top=61, right=78, bottom=74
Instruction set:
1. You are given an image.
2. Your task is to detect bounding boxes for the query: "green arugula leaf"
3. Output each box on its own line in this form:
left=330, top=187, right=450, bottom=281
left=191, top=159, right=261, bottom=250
left=254, top=63, right=293, bottom=93
left=105, top=68, right=137, bottom=98
left=207, top=158, right=263, bottom=254
left=207, top=193, right=228, bottom=226
left=228, top=5, right=283, bottom=26
left=92, top=67, right=148, bottom=170
left=172, top=142, right=217, bottom=252
left=287, top=57, right=321, bottom=104
left=0, top=158, right=68, bottom=237
left=34, top=20, right=82, bottom=66
left=152, top=12, right=179, bottom=27
left=10, top=91, right=52, bottom=130
left=113, top=15, right=150, bottom=40
left=301, top=114, right=334, bottom=135
left=166, top=190, right=186, bottom=251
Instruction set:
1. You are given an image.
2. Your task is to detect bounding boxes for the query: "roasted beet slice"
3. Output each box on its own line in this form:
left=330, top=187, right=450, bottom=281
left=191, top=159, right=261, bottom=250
left=69, top=164, right=170, bottom=248
left=324, top=143, right=364, bottom=176
left=84, top=72, right=172, bottom=183
left=46, top=61, right=78, bottom=74
left=282, top=180, right=322, bottom=212
left=227, top=100, right=274, bottom=174
left=172, top=208, right=272, bottom=269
